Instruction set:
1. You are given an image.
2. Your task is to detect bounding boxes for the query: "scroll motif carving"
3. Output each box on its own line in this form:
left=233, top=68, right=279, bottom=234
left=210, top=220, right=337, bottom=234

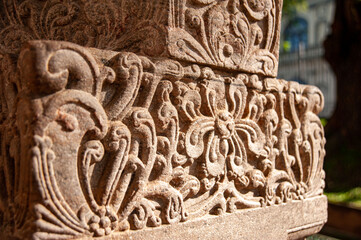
left=168, top=0, right=281, bottom=76
left=0, top=0, right=282, bottom=78
left=0, top=40, right=325, bottom=239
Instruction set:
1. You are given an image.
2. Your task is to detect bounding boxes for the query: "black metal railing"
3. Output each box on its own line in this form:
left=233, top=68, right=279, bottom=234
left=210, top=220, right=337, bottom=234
left=278, top=45, right=336, bottom=118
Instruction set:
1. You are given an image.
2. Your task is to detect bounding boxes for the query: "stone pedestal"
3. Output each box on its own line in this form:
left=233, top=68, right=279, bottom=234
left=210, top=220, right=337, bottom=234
left=0, top=1, right=327, bottom=239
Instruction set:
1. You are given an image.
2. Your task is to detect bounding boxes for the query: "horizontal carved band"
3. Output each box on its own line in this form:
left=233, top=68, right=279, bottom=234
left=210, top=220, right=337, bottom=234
left=0, top=40, right=325, bottom=239
left=0, top=0, right=282, bottom=77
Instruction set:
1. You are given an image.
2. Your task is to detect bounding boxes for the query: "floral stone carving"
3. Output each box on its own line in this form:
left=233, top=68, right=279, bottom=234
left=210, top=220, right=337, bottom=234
left=0, top=0, right=281, bottom=77
left=0, top=1, right=327, bottom=240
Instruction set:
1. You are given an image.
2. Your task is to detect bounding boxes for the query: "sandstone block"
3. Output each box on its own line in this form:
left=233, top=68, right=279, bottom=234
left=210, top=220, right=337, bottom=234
left=0, top=1, right=327, bottom=239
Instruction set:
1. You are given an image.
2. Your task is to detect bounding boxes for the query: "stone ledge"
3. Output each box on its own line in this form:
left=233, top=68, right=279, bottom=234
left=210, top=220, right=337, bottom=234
left=94, top=196, right=327, bottom=240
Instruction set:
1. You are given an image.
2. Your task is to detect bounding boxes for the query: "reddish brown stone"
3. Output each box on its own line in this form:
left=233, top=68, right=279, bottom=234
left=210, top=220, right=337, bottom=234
left=0, top=1, right=327, bottom=239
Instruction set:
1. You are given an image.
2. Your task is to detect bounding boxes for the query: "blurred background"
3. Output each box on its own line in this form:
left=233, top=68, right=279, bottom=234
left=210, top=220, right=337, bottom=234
left=280, top=0, right=361, bottom=239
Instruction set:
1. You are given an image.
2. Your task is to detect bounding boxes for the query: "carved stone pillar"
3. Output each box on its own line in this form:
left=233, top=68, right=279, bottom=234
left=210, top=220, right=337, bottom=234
left=0, top=1, right=327, bottom=239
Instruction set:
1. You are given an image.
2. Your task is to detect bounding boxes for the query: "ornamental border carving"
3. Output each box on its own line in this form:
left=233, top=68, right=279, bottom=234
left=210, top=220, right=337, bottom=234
left=0, top=0, right=282, bottom=77
left=0, top=40, right=325, bottom=239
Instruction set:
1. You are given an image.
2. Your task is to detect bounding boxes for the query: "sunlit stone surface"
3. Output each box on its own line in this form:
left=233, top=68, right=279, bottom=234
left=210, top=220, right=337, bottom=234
left=0, top=1, right=327, bottom=239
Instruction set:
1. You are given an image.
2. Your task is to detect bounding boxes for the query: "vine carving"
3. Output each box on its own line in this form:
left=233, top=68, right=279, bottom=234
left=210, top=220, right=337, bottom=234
left=0, top=40, right=325, bottom=239
left=0, top=0, right=282, bottom=77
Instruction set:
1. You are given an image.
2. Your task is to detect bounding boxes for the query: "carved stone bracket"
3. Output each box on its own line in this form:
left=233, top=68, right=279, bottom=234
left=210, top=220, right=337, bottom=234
left=0, top=0, right=327, bottom=239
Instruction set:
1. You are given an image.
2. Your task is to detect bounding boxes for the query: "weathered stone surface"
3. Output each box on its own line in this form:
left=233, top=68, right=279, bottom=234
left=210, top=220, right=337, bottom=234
left=100, top=195, right=328, bottom=240
left=0, top=0, right=282, bottom=77
left=0, top=1, right=327, bottom=239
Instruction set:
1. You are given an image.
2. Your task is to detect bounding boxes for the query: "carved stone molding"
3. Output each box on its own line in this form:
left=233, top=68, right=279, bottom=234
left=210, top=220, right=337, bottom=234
left=0, top=0, right=281, bottom=77
left=0, top=1, right=327, bottom=239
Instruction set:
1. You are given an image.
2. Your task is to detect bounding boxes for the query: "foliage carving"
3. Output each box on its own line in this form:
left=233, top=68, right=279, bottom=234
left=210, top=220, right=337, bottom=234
left=0, top=40, right=325, bottom=239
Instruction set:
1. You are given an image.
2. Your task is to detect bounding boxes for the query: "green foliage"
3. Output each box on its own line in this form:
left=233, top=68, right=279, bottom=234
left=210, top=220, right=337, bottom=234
left=320, top=118, right=328, bottom=127
left=282, top=41, right=291, bottom=52
left=326, top=188, right=361, bottom=208
left=283, top=0, right=308, bottom=17
left=306, top=234, right=339, bottom=240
